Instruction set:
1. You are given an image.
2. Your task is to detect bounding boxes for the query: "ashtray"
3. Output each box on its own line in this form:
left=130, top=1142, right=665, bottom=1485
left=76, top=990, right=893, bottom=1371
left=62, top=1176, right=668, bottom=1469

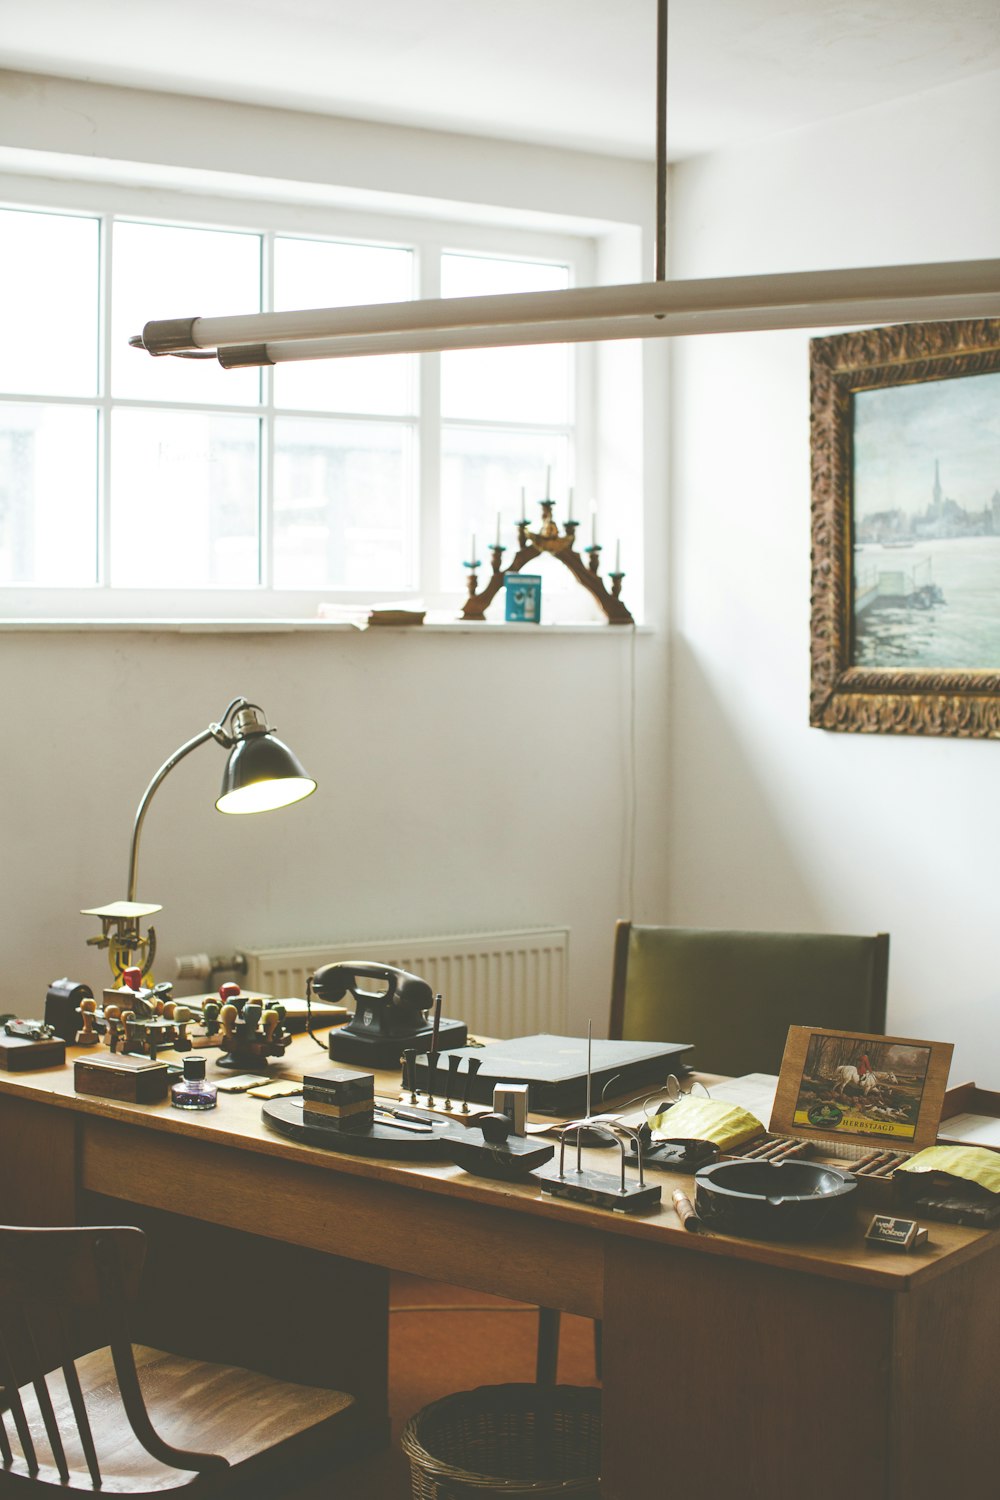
left=694, top=1159, right=857, bottom=1239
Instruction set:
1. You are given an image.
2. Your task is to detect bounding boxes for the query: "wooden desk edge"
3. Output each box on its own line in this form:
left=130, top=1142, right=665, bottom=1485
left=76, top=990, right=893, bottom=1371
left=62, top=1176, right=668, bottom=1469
left=0, top=1059, right=995, bottom=1293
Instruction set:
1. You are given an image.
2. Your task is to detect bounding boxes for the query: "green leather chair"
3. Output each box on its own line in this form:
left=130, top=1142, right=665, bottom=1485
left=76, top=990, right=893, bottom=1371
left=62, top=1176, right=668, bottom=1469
left=609, top=921, right=890, bottom=1075
left=536, top=920, right=890, bottom=1383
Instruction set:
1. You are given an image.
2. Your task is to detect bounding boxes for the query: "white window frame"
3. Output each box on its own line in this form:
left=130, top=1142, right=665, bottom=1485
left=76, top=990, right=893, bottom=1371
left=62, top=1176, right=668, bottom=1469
left=0, top=175, right=596, bottom=622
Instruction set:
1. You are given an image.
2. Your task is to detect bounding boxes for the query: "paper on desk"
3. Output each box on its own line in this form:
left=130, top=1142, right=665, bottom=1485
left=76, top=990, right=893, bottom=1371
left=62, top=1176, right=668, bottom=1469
left=937, top=1113, right=1000, bottom=1149
left=702, top=1074, right=779, bottom=1129
left=897, top=1145, right=1000, bottom=1195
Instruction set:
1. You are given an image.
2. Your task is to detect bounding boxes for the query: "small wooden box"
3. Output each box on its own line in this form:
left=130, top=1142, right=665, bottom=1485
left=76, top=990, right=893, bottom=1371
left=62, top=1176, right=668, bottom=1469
left=74, top=1053, right=170, bottom=1103
left=0, top=1035, right=66, bottom=1072
left=303, top=1067, right=374, bottom=1131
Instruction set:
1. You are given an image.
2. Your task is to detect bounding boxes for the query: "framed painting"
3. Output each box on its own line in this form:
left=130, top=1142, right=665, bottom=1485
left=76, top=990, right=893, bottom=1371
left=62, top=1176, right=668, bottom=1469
left=810, top=318, right=1000, bottom=735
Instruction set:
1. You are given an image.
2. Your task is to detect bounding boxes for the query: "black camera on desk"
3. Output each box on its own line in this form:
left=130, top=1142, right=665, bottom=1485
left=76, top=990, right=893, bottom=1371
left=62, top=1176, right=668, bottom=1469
left=313, top=961, right=467, bottom=1068
left=44, top=978, right=95, bottom=1043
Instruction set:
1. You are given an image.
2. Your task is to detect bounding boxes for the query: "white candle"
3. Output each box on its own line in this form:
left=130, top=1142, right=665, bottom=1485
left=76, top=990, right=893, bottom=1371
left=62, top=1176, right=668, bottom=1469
left=471, top=533, right=476, bottom=563
left=545, top=464, right=551, bottom=499
left=520, top=485, right=526, bottom=517
left=615, top=538, right=621, bottom=572
left=590, top=501, right=598, bottom=547
left=567, top=485, right=575, bottom=520
left=495, top=511, right=501, bottom=547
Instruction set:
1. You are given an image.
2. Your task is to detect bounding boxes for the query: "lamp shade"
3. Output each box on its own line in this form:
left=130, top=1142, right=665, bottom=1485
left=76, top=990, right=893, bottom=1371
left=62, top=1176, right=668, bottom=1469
left=216, top=731, right=317, bottom=814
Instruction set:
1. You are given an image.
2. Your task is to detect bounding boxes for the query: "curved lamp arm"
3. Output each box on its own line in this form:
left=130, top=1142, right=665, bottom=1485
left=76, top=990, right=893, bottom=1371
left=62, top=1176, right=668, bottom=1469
left=125, top=696, right=278, bottom=903
left=127, top=728, right=225, bottom=903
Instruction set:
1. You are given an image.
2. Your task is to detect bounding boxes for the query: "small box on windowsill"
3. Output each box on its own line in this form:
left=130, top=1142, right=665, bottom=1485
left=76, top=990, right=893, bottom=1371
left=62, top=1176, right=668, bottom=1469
left=504, top=574, right=541, bottom=623
left=74, top=1052, right=170, bottom=1104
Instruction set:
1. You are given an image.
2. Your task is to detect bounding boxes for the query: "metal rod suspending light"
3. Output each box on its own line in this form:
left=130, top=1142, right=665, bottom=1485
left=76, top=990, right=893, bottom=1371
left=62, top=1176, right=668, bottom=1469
left=128, top=0, right=1000, bottom=369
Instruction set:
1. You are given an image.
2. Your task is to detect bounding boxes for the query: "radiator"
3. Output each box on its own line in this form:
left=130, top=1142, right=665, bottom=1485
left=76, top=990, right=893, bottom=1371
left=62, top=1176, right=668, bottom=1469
left=242, top=928, right=569, bottom=1039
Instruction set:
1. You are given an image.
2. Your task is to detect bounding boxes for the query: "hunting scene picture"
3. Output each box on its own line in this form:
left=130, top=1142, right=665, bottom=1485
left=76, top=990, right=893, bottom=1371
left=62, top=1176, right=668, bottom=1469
left=793, top=1035, right=932, bottom=1141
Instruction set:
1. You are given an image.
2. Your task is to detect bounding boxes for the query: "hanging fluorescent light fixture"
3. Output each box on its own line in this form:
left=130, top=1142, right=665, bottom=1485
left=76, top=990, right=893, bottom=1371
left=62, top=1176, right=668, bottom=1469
left=131, top=3, right=1000, bottom=368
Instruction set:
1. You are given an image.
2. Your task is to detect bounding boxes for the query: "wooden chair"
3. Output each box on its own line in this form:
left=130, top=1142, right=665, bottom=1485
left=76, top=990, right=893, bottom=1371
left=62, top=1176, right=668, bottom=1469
left=537, top=920, right=890, bottom=1382
left=0, top=1224, right=358, bottom=1495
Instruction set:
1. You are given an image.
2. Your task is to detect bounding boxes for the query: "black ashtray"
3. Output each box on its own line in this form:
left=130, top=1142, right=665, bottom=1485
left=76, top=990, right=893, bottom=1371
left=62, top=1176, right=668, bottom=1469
left=694, top=1159, right=857, bottom=1239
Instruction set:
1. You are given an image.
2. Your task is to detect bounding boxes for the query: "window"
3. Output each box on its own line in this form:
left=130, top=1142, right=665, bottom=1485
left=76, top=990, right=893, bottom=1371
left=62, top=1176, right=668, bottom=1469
left=0, top=195, right=590, bottom=619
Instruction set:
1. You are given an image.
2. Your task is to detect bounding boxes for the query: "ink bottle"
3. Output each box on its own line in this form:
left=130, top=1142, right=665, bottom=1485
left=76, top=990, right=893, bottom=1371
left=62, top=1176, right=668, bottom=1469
left=170, top=1055, right=217, bottom=1111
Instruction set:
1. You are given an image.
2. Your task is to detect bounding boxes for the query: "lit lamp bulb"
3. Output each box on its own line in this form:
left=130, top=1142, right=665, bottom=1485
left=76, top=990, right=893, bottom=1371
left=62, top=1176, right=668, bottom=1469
left=216, top=705, right=316, bottom=813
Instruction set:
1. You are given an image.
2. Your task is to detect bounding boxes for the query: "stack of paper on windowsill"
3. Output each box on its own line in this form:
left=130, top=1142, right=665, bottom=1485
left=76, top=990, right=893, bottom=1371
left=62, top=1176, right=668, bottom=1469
left=317, top=601, right=426, bottom=627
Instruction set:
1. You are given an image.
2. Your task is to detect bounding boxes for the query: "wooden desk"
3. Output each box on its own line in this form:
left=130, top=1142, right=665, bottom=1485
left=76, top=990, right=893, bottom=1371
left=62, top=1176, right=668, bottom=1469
left=1, top=1037, right=998, bottom=1499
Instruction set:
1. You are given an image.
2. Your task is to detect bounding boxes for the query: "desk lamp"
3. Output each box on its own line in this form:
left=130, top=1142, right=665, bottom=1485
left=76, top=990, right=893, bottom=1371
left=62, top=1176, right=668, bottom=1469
left=83, top=696, right=316, bottom=981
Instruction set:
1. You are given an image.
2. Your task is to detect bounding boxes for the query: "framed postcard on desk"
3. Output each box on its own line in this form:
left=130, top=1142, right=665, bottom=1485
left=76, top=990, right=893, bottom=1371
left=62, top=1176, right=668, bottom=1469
left=771, top=1026, right=953, bottom=1150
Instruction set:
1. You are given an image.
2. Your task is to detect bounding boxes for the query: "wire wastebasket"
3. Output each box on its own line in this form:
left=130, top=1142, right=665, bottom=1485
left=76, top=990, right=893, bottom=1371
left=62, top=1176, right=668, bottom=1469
left=401, top=1384, right=601, bottom=1500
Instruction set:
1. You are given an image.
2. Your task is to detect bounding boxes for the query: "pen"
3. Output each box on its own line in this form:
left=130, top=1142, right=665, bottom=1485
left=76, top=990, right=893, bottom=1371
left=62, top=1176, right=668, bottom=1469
left=374, top=1111, right=434, bottom=1133
left=386, top=1105, right=434, bottom=1125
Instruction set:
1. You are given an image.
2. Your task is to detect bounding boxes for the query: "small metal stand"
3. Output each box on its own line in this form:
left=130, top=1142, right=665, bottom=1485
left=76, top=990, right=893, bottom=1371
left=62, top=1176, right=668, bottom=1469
left=532, top=1119, right=662, bottom=1214
left=460, top=500, right=634, bottom=625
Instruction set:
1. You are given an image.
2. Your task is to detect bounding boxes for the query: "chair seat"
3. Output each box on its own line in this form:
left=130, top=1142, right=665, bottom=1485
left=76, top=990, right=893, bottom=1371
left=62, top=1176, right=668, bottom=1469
left=3, top=1344, right=355, bottom=1493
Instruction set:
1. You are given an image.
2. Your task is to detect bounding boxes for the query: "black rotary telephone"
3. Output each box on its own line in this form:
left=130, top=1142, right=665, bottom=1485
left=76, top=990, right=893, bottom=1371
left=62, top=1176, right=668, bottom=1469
left=312, top=960, right=467, bottom=1067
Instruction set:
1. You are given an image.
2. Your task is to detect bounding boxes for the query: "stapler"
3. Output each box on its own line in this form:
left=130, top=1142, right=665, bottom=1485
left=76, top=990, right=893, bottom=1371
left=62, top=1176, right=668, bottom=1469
left=313, top=960, right=467, bottom=1067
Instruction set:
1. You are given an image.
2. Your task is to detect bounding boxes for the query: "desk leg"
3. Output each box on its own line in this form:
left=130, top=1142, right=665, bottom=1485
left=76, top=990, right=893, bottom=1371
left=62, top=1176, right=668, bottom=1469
left=84, top=1195, right=390, bottom=1457
left=602, top=1242, right=893, bottom=1500
left=889, top=1238, right=1000, bottom=1499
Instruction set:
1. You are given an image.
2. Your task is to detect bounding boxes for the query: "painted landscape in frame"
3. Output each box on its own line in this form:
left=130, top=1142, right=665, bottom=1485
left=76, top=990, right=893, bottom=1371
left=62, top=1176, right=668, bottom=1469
left=811, top=319, right=1000, bottom=736
left=852, top=371, right=1000, bottom=671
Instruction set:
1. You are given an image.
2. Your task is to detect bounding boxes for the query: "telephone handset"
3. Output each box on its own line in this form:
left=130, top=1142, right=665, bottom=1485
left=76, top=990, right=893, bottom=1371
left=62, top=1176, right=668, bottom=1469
left=313, top=960, right=468, bottom=1067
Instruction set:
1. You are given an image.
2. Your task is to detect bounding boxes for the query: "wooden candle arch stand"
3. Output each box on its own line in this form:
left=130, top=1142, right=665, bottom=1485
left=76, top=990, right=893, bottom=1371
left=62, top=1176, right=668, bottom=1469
left=460, top=500, right=634, bottom=626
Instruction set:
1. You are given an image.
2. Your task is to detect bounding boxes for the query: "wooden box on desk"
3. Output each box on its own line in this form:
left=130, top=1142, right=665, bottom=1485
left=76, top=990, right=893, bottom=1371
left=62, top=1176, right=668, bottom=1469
left=726, top=1026, right=954, bottom=1205
left=0, top=1034, right=66, bottom=1071
left=74, top=1053, right=170, bottom=1103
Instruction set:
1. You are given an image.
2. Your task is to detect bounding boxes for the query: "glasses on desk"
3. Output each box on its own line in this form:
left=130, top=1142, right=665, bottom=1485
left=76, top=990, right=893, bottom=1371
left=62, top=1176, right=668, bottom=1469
left=642, top=1076, right=712, bottom=1131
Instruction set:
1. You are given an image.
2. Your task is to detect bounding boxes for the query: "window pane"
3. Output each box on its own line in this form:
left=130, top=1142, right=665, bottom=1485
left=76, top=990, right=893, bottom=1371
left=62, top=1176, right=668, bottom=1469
left=0, top=404, right=98, bottom=584
left=110, top=409, right=259, bottom=587
left=273, top=237, right=416, bottom=416
left=441, top=253, right=571, bottom=424
left=441, top=425, right=570, bottom=585
left=112, top=221, right=262, bottom=405
left=0, top=209, right=99, bottom=398
left=273, top=416, right=415, bottom=591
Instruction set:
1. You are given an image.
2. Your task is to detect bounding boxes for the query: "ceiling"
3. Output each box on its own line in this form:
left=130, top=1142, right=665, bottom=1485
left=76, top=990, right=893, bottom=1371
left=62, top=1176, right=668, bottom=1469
left=5, top=0, right=1000, bottom=161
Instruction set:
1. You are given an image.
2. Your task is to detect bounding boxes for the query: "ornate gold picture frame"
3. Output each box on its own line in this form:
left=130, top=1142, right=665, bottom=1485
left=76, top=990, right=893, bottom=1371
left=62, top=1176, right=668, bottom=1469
left=810, top=318, right=1000, bottom=736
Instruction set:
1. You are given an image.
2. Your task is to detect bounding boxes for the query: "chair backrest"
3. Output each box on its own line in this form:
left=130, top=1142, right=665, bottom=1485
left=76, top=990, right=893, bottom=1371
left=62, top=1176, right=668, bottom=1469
left=609, top=922, right=890, bottom=1077
left=0, top=1224, right=227, bottom=1490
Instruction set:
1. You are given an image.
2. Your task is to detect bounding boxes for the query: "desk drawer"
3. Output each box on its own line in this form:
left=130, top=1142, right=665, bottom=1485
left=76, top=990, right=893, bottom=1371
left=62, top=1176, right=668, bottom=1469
left=82, top=1118, right=604, bottom=1317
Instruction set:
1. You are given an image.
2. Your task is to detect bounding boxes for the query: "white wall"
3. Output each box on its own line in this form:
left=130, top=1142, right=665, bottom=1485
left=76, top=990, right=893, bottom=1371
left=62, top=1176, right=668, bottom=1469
left=3, top=625, right=668, bottom=1026
left=668, top=67, right=1000, bottom=1084
left=0, top=76, right=669, bottom=1033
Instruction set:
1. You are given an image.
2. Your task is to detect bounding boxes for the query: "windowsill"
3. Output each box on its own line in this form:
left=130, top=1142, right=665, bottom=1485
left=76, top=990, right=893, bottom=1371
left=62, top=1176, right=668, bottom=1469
left=0, top=616, right=649, bottom=635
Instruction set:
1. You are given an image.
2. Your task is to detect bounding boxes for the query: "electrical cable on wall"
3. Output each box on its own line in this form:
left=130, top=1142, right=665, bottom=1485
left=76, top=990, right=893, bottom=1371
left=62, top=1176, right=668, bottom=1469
left=625, top=621, right=638, bottom=921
